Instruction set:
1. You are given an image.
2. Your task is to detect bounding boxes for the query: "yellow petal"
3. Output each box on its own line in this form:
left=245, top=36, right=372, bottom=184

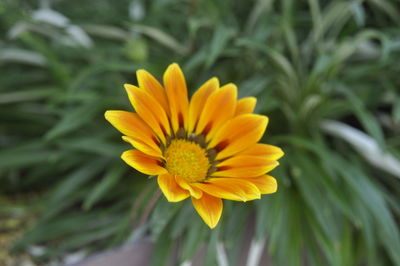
left=235, top=97, right=256, bottom=116
left=192, top=193, right=223, bottom=229
left=125, top=84, right=171, bottom=144
left=137, top=69, right=170, bottom=115
left=213, top=155, right=279, bottom=177
left=175, top=175, right=203, bottom=199
left=238, top=143, right=284, bottom=160
left=104, top=110, right=160, bottom=151
left=163, top=63, right=189, bottom=133
left=188, top=77, right=219, bottom=133
left=195, top=83, right=237, bottom=141
left=193, top=178, right=260, bottom=201
left=209, top=114, right=268, bottom=160
left=122, top=136, right=163, bottom=158
left=247, top=175, right=277, bottom=194
left=158, top=174, right=190, bottom=202
left=121, top=149, right=167, bottom=175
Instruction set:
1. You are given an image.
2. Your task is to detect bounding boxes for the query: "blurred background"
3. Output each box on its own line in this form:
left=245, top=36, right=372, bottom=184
left=1, top=0, right=400, bottom=265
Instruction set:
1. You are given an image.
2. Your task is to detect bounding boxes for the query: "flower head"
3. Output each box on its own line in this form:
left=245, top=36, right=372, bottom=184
left=105, top=63, right=284, bottom=228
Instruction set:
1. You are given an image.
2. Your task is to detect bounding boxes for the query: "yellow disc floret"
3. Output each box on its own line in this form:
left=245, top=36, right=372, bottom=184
left=164, top=139, right=210, bottom=182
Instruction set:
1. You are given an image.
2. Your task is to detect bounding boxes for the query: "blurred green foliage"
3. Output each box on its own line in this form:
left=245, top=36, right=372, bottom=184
left=1, top=0, right=400, bottom=265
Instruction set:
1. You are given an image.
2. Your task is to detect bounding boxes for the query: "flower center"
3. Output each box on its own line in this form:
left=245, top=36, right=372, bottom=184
left=164, top=139, right=210, bottom=182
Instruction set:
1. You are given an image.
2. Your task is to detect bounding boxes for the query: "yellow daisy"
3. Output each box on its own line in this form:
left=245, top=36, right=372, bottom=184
left=105, top=63, right=284, bottom=228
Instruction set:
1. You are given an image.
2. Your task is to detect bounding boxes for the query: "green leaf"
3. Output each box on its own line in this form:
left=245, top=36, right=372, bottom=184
left=48, top=158, right=108, bottom=205
left=206, top=25, right=236, bottom=67
left=150, top=225, right=174, bottom=266
left=45, top=103, right=99, bottom=140
left=83, top=164, right=126, bottom=210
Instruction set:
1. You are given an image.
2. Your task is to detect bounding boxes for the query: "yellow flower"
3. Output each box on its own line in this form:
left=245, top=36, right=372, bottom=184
left=105, top=63, right=284, bottom=228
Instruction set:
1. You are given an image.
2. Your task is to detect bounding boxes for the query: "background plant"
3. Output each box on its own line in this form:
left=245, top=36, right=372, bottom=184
left=1, top=0, right=400, bottom=265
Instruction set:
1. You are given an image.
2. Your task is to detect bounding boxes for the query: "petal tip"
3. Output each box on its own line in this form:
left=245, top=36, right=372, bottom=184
left=120, top=150, right=129, bottom=161
left=210, top=77, right=220, bottom=85
left=166, top=62, right=181, bottom=72
left=223, top=83, right=238, bottom=95
left=278, top=148, right=285, bottom=158
left=104, top=110, right=112, bottom=120
left=123, top=83, right=132, bottom=89
left=208, top=222, right=218, bottom=229
left=271, top=178, right=278, bottom=193
left=266, top=176, right=278, bottom=193
left=136, top=69, right=146, bottom=75
left=261, top=115, right=269, bottom=124
left=124, top=83, right=139, bottom=93
left=249, top=97, right=257, bottom=108
left=192, top=194, right=222, bottom=229
left=136, top=69, right=153, bottom=83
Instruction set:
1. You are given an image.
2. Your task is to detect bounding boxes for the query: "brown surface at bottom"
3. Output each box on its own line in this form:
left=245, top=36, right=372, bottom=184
left=70, top=239, right=153, bottom=266
left=69, top=219, right=273, bottom=266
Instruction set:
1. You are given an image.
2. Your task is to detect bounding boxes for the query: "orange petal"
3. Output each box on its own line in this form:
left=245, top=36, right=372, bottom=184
left=246, top=175, right=277, bottom=194
left=104, top=110, right=159, bottom=151
left=192, top=193, right=222, bottom=229
left=209, top=114, right=268, bottom=160
left=238, top=143, right=284, bottom=160
left=235, top=97, right=256, bottom=116
left=158, top=174, right=190, bottom=202
left=213, top=155, right=279, bottom=177
left=122, top=136, right=163, bottom=158
left=121, top=149, right=167, bottom=175
left=193, top=178, right=260, bottom=201
left=163, top=63, right=189, bottom=133
left=137, top=69, right=170, bottom=115
left=175, top=175, right=203, bottom=199
left=124, top=84, right=171, bottom=144
left=195, top=83, right=237, bottom=141
left=188, top=77, right=219, bottom=133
